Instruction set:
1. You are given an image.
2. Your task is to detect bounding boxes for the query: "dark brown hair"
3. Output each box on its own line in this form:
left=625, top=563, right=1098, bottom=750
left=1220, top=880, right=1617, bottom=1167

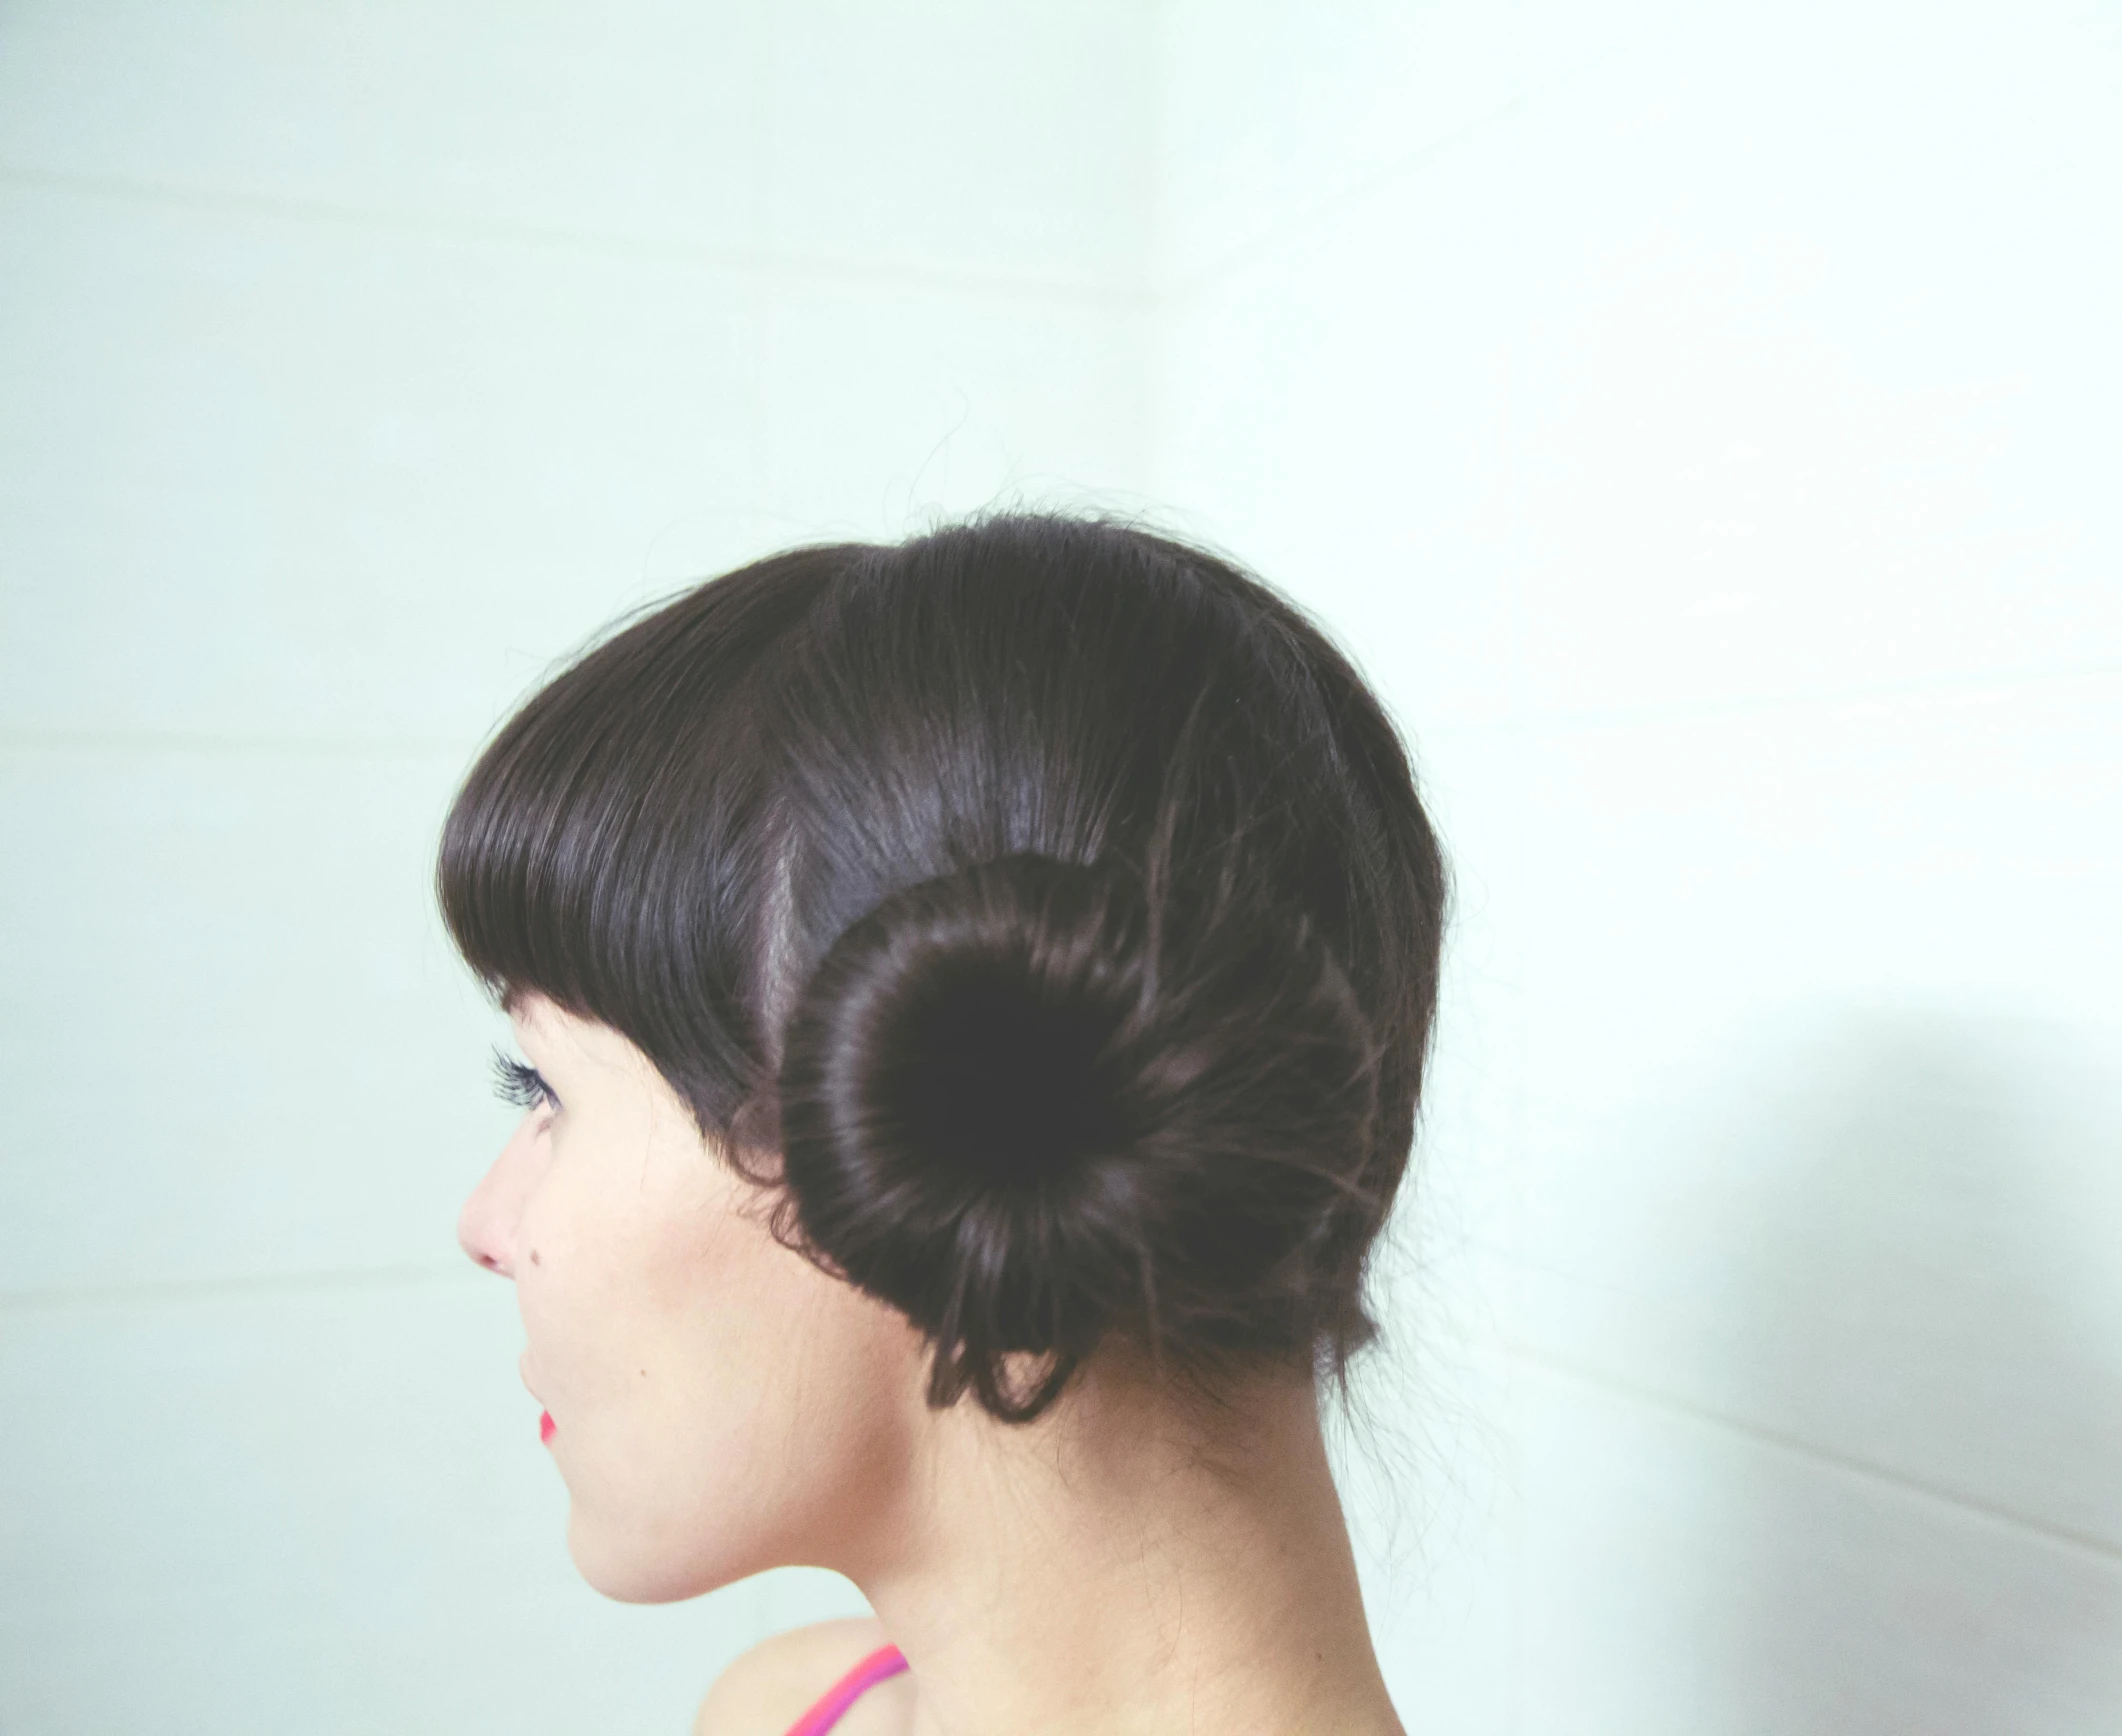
left=437, top=512, right=1447, bottom=1425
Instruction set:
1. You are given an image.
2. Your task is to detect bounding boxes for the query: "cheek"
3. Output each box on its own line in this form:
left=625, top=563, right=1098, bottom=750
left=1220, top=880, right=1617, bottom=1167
left=658, top=1240, right=925, bottom=1583
left=528, top=1175, right=923, bottom=1599
left=655, top=1212, right=904, bottom=1490
left=510, top=1178, right=607, bottom=1404
left=513, top=1163, right=721, bottom=1407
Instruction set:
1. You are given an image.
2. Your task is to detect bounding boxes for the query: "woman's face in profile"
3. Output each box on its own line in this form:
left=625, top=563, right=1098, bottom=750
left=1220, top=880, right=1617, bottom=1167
left=456, top=993, right=923, bottom=1601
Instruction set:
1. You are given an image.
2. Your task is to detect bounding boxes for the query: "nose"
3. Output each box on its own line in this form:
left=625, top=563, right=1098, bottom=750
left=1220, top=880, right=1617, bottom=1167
left=458, top=1114, right=546, bottom=1278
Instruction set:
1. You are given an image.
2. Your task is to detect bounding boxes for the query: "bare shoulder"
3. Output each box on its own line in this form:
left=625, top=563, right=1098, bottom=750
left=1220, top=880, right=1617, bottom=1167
left=692, top=1616, right=900, bottom=1736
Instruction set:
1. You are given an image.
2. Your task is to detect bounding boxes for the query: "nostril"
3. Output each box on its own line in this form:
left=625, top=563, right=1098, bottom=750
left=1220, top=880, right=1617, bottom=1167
left=461, top=1234, right=508, bottom=1275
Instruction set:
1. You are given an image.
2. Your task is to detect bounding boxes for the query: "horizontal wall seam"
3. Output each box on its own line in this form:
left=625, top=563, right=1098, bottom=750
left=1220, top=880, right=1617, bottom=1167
left=0, top=163, right=1155, bottom=313
left=0, top=1261, right=481, bottom=1315
left=1512, top=1340, right=2122, bottom=1572
left=1430, top=660, right=2122, bottom=744
left=0, top=731, right=482, bottom=757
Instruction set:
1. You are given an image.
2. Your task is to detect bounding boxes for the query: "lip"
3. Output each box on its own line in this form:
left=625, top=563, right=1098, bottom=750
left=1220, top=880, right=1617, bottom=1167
left=540, top=1410, right=557, bottom=1446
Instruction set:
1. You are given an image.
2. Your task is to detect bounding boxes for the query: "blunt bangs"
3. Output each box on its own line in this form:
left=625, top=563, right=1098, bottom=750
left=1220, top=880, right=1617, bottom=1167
left=435, top=546, right=848, bottom=1143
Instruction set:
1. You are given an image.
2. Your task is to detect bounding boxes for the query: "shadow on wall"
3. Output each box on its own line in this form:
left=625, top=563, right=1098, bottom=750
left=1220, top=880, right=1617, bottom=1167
left=1708, top=1010, right=2122, bottom=1730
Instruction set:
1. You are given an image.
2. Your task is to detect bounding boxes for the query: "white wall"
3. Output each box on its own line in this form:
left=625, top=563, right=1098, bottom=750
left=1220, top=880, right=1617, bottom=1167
left=0, top=5, right=1150, bottom=1731
left=4, top=3, right=2118, bottom=1733
left=1153, top=1, right=2122, bottom=1731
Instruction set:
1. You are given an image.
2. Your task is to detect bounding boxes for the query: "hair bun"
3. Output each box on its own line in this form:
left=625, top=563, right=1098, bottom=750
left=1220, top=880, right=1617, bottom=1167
left=775, top=851, right=1381, bottom=1422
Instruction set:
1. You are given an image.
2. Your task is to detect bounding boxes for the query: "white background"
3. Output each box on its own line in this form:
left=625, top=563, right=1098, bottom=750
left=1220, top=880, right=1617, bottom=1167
left=1, top=2, right=2116, bottom=1731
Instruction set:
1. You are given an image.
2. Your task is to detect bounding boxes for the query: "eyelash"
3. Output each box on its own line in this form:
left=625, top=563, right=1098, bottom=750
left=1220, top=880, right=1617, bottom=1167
left=490, top=1046, right=561, bottom=1114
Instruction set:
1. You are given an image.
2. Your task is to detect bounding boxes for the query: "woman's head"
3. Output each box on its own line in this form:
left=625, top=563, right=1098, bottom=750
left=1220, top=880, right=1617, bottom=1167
left=446, top=512, right=1447, bottom=1599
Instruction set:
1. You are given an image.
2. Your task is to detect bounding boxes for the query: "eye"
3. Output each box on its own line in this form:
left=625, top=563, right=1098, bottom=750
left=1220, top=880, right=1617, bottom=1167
left=490, top=1046, right=561, bottom=1114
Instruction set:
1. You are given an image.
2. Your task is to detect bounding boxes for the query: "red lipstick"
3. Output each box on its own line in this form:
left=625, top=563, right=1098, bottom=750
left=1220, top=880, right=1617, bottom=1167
left=539, top=1410, right=556, bottom=1445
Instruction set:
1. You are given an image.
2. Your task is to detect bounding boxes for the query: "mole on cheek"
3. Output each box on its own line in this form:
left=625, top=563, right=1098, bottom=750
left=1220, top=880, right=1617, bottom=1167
left=529, top=1249, right=541, bottom=1266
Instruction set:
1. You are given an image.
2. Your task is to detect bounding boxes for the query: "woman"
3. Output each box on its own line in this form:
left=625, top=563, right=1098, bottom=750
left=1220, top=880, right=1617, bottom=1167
left=447, top=512, right=1447, bottom=1735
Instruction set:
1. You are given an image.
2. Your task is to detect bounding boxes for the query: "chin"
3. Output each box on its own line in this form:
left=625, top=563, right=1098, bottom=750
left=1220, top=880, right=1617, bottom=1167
left=564, top=1505, right=777, bottom=1606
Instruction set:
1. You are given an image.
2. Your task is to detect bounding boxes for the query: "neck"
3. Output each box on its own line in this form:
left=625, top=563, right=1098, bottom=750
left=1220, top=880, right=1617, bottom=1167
left=843, top=1351, right=1406, bottom=1736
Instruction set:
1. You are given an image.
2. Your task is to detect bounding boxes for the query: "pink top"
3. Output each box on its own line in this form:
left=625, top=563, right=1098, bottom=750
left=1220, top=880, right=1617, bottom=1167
left=783, top=1643, right=910, bottom=1736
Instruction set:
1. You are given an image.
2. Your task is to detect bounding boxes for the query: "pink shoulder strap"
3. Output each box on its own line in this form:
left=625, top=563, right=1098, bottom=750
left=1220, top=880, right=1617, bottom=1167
left=783, top=1642, right=909, bottom=1736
